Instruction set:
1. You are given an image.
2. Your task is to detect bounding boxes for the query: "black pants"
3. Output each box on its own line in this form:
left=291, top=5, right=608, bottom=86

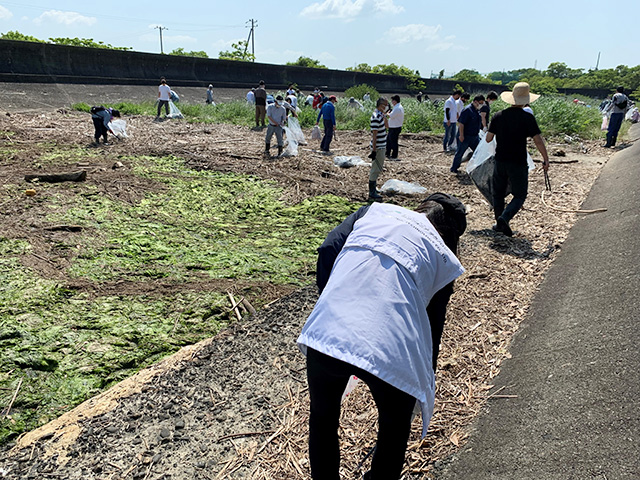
left=157, top=100, right=169, bottom=117
left=306, top=348, right=416, bottom=480
left=493, top=160, right=528, bottom=223
left=92, top=117, right=108, bottom=142
left=321, top=119, right=334, bottom=152
left=386, top=127, right=402, bottom=158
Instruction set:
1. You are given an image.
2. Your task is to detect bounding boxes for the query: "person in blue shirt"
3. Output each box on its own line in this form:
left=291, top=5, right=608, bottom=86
left=316, top=95, right=337, bottom=153
left=450, top=95, right=485, bottom=173
left=90, top=106, right=120, bottom=146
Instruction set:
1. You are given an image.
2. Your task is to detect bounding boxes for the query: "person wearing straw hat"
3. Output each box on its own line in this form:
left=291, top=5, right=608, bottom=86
left=486, top=82, right=549, bottom=236
left=298, top=194, right=467, bottom=480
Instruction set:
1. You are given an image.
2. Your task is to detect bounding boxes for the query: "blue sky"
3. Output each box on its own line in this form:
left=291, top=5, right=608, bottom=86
left=0, top=0, right=637, bottom=77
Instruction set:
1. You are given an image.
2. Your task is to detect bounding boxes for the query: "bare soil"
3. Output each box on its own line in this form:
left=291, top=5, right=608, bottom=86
left=0, top=102, right=619, bottom=479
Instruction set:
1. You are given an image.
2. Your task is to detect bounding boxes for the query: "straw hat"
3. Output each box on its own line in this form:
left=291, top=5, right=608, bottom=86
left=500, top=82, right=540, bottom=105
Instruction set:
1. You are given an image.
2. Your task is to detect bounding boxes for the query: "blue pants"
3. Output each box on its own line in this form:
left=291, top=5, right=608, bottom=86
left=451, top=134, right=480, bottom=172
left=443, top=122, right=457, bottom=150
left=321, top=119, right=334, bottom=152
left=493, top=161, right=528, bottom=223
left=606, top=112, right=624, bottom=146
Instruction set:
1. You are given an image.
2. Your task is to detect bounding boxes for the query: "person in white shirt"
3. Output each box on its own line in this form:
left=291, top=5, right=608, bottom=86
left=246, top=89, right=255, bottom=104
left=157, top=78, right=172, bottom=119
left=298, top=194, right=467, bottom=480
left=443, top=90, right=462, bottom=151
left=386, top=95, right=405, bottom=160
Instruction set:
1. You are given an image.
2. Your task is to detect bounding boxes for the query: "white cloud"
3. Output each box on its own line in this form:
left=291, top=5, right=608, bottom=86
left=33, top=10, right=96, bottom=26
left=317, top=51, right=337, bottom=61
left=0, top=5, right=13, bottom=20
left=384, top=23, right=466, bottom=52
left=300, top=0, right=403, bottom=20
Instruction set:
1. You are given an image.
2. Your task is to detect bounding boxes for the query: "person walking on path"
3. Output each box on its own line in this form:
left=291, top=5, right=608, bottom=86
left=264, top=95, right=287, bottom=158
left=91, top=106, right=120, bottom=145
left=386, top=95, right=405, bottom=160
left=604, top=86, right=629, bottom=148
left=297, top=194, right=467, bottom=480
left=254, top=81, right=267, bottom=127
left=206, top=84, right=215, bottom=105
left=479, top=91, right=498, bottom=131
left=450, top=95, right=485, bottom=173
left=316, top=95, right=337, bottom=153
left=157, top=78, right=171, bottom=119
left=443, top=90, right=461, bottom=152
left=486, top=82, right=549, bottom=236
left=368, top=97, right=389, bottom=201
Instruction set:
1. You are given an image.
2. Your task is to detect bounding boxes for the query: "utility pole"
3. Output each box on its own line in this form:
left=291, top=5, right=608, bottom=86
left=155, top=25, right=167, bottom=54
left=245, top=19, right=258, bottom=61
left=595, top=51, right=601, bottom=70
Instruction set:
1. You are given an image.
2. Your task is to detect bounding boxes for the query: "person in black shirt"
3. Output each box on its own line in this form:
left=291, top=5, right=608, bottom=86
left=479, top=90, right=498, bottom=131
left=486, top=82, right=549, bottom=236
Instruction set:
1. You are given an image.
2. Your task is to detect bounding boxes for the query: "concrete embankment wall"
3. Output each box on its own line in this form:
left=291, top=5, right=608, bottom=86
left=0, top=39, right=608, bottom=98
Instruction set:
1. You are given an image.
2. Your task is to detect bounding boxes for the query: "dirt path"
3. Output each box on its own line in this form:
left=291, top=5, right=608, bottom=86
left=0, top=107, right=618, bottom=479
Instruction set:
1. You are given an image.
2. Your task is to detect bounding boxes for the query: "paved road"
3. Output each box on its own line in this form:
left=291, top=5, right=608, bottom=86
left=434, top=125, right=640, bottom=480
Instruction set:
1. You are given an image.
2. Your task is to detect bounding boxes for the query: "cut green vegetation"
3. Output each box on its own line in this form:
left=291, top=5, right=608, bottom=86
left=0, top=153, right=357, bottom=445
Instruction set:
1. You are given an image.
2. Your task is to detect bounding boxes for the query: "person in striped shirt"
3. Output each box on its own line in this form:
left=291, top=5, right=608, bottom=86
left=368, top=97, right=389, bottom=201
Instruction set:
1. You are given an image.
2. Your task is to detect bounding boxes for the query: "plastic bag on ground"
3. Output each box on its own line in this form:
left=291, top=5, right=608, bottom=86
left=166, top=101, right=183, bottom=119
left=281, top=127, right=299, bottom=156
left=109, top=119, right=128, bottom=138
left=333, top=156, right=369, bottom=168
left=311, top=125, right=321, bottom=140
left=380, top=179, right=427, bottom=195
left=287, top=117, right=307, bottom=145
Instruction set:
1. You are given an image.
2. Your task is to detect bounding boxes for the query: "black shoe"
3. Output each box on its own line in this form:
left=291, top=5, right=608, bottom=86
left=368, top=181, right=383, bottom=201
left=492, top=217, right=513, bottom=237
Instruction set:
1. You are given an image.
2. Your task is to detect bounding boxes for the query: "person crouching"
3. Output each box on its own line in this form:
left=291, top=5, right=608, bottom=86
left=91, top=106, right=120, bottom=146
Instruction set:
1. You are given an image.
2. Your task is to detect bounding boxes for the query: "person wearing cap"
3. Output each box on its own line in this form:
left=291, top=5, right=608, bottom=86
left=265, top=95, right=287, bottom=157
left=450, top=95, right=485, bottom=173
left=486, top=82, right=550, bottom=236
left=604, top=86, right=629, bottom=148
left=254, top=80, right=267, bottom=127
left=206, top=84, right=215, bottom=105
left=316, top=95, right=337, bottom=153
left=298, top=193, right=467, bottom=480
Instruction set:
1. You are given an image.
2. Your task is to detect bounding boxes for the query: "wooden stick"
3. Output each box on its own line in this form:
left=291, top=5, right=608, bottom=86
left=3, top=378, right=23, bottom=418
left=241, top=298, right=257, bottom=316
left=227, top=291, right=242, bottom=321
left=216, top=430, right=275, bottom=442
left=541, top=190, right=607, bottom=214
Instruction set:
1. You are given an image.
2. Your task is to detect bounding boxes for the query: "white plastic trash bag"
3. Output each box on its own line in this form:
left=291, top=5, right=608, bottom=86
left=380, top=179, right=427, bottom=195
left=601, top=115, right=609, bottom=130
left=109, top=119, right=128, bottom=138
left=467, top=135, right=534, bottom=174
left=341, top=376, right=360, bottom=402
left=333, top=156, right=369, bottom=168
left=167, top=101, right=183, bottom=119
left=281, top=127, right=299, bottom=157
left=287, top=117, right=307, bottom=145
left=311, top=125, right=322, bottom=140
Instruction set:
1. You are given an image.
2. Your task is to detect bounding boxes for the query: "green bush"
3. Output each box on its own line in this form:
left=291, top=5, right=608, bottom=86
left=344, top=84, right=379, bottom=102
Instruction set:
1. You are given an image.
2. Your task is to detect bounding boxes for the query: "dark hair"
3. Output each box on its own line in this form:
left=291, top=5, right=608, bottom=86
left=376, top=97, right=388, bottom=107
left=415, top=193, right=467, bottom=255
left=111, top=109, right=121, bottom=118
left=487, top=91, right=498, bottom=100
left=461, top=92, right=471, bottom=100
left=391, top=95, right=400, bottom=103
left=259, top=80, right=265, bottom=85
left=160, top=78, right=167, bottom=85
left=473, top=95, right=485, bottom=102
left=275, top=95, right=284, bottom=100
left=617, top=86, right=624, bottom=93
left=453, top=90, right=463, bottom=96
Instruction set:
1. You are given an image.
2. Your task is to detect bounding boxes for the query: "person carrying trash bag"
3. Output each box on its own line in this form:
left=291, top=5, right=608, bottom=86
left=264, top=95, right=287, bottom=158
left=297, top=194, right=467, bottom=480
left=90, top=106, right=120, bottom=145
left=450, top=95, right=485, bottom=173
left=486, top=82, right=549, bottom=236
